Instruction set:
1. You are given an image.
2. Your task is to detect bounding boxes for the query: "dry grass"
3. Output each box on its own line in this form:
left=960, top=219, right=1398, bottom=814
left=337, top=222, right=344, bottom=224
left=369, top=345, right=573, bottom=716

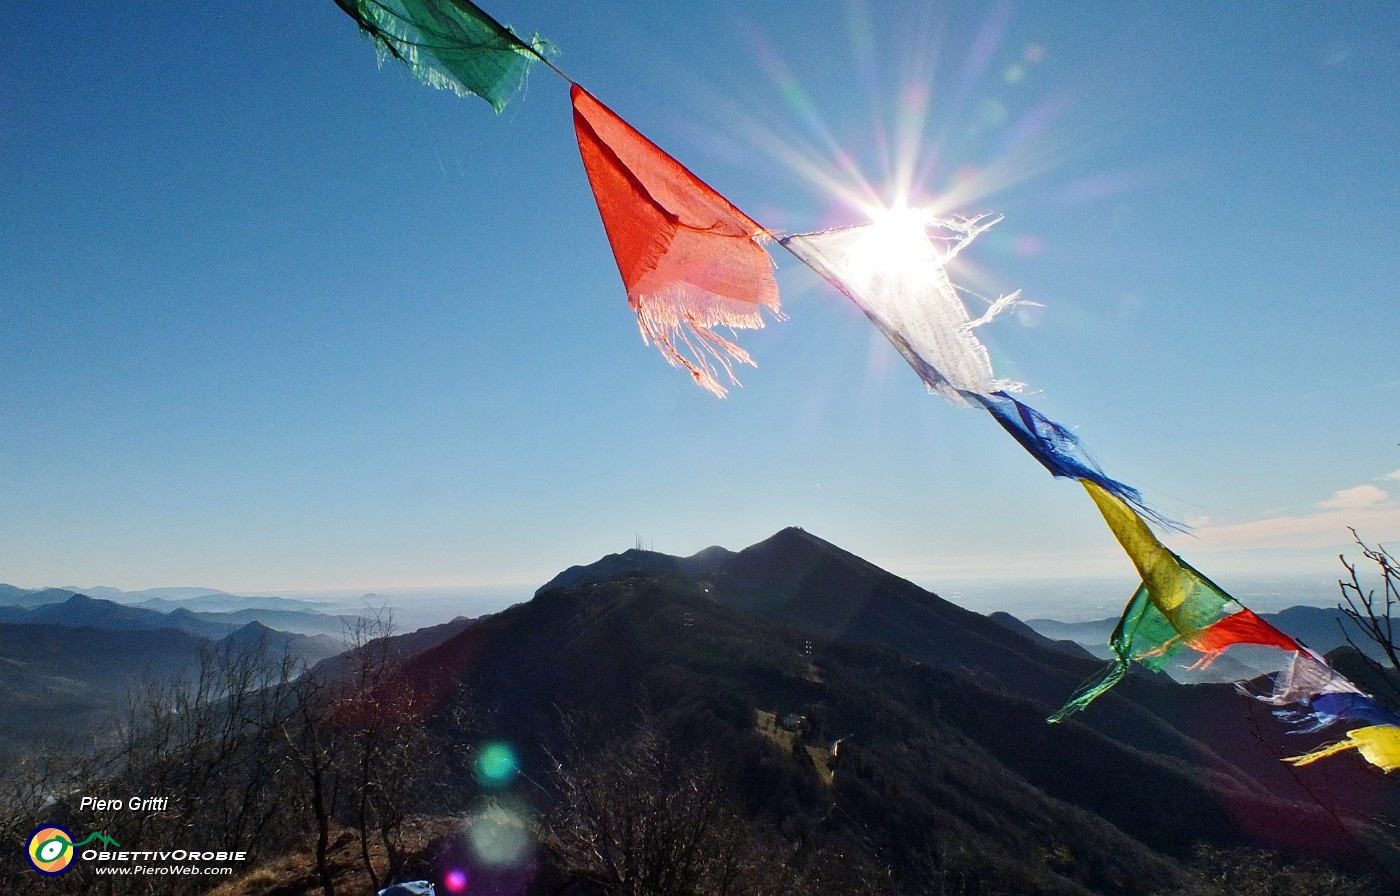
left=753, top=709, right=796, bottom=754
left=206, top=818, right=460, bottom=896
left=755, top=709, right=833, bottom=787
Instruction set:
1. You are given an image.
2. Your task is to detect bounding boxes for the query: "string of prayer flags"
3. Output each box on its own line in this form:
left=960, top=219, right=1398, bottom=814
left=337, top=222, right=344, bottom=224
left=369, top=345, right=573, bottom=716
left=1048, top=599, right=1304, bottom=721
left=1244, top=650, right=1400, bottom=772
left=1066, top=465, right=1400, bottom=774
left=324, top=1, right=1400, bottom=775
left=1241, top=649, right=1395, bottom=734
left=571, top=84, right=781, bottom=397
left=780, top=214, right=1022, bottom=406
left=1020, top=427, right=1395, bottom=773
left=334, top=0, right=550, bottom=112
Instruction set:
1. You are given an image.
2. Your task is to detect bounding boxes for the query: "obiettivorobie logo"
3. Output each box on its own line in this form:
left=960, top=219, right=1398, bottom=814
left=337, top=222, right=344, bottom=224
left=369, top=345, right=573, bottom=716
left=24, top=824, right=247, bottom=879
left=25, top=826, right=121, bottom=876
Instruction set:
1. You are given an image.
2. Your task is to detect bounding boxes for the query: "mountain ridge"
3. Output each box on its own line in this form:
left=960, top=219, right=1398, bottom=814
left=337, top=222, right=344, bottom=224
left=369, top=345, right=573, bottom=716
left=393, top=528, right=1393, bottom=887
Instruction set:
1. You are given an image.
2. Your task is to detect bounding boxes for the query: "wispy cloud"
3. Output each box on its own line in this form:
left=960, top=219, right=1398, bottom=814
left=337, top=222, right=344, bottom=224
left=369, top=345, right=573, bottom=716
left=1169, top=480, right=1400, bottom=553
left=1382, top=468, right=1400, bottom=483
left=1316, top=484, right=1389, bottom=513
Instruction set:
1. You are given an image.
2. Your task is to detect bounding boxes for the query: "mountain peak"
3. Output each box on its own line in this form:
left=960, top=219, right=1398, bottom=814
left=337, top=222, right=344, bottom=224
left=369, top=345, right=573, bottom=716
left=745, top=526, right=856, bottom=560
left=727, top=526, right=886, bottom=591
left=232, top=620, right=276, bottom=636
left=538, top=529, right=870, bottom=597
left=753, top=525, right=821, bottom=549
left=537, top=548, right=684, bottom=593
left=685, top=544, right=733, bottom=562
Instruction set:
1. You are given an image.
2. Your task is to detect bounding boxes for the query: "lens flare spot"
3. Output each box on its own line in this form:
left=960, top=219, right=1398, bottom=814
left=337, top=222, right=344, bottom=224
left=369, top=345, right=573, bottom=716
left=466, top=805, right=532, bottom=869
left=1013, top=234, right=1043, bottom=257
left=1015, top=302, right=1046, bottom=327
left=1004, top=64, right=1025, bottom=84
left=976, top=98, right=1008, bottom=127
left=1024, top=43, right=1046, bottom=64
left=947, top=166, right=979, bottom=192
left=474, top=742, right=518, bottom=787
left=900, top=81, right=930, bottom=114
left=444, top=868, right=468, bottom=893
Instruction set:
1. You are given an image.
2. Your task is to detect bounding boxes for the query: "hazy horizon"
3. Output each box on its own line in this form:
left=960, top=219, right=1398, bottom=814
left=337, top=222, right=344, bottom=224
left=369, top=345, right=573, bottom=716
left=5, top=560, right=1354, bottom=631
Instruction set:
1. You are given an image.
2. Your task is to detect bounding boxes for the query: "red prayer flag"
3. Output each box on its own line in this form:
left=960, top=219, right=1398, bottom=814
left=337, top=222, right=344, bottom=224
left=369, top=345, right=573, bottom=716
left=1184, top=607, right=1301, bottom=669
left=571, top=84, right=780, bottom=396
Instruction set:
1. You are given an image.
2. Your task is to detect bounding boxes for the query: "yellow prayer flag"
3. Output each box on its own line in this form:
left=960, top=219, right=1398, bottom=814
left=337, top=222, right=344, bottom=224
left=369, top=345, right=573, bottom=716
left=1284, top=725, right=1400, bottom=773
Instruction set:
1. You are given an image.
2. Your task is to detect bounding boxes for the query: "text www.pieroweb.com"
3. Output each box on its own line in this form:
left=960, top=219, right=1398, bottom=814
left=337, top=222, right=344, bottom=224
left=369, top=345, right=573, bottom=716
left=93, top=864, right=235, bottom=876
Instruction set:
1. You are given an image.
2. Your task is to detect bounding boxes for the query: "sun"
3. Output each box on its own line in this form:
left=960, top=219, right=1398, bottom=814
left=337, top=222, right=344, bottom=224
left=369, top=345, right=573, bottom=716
left=853, top=199, right=947, bottom=273
left=864, top=199, right=937, bottom=238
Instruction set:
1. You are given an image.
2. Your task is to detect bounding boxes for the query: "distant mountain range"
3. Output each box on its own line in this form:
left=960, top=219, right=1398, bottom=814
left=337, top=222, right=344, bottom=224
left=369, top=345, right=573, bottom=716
left=0, top=583, right=359, bottom=636
left=0, top=586, right=356, bottom=761
left=128, top=592, right=329, bottom=614
left=0, top=582, right=485, bottom=761
left=0, top=592, right=350, bottom=647
left=0, top=616, right=343, bottom=761
left=0, top=583, right=89, bottom=609
left=60, top=585, right=241, bottom=603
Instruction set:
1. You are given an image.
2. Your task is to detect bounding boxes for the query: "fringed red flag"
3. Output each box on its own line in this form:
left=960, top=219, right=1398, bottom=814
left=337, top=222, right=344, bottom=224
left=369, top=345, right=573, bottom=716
left=571, top=84, right=780, bottom=396
left=1181, top=607, right=1301, bottom=669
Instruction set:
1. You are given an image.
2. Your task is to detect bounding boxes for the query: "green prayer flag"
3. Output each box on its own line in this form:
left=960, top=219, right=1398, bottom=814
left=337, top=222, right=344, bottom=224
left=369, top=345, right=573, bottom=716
left=335, top=0, right=551, bottom=112
left=1047, top=585, right=1192, bottom=722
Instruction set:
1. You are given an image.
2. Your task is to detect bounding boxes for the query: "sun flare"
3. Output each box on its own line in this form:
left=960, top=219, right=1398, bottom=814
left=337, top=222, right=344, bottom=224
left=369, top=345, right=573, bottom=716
left=855, top=201, right=942, bottom=274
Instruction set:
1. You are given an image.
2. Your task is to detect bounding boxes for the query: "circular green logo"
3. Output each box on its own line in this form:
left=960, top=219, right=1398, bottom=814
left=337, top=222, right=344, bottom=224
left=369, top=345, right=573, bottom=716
left=26, top=825, right=75, bottom=875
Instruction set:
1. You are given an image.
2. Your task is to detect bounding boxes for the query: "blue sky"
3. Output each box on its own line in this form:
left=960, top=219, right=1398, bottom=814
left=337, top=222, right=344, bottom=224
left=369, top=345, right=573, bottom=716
left=3, top=1, right=1397, bottom=606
